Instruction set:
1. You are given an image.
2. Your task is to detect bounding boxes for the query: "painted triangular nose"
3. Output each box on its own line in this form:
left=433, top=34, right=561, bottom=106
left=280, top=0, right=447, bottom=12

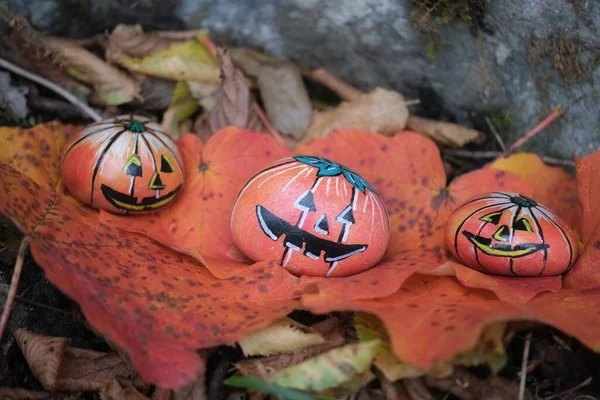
left=149, top=173, right=166, bottom=190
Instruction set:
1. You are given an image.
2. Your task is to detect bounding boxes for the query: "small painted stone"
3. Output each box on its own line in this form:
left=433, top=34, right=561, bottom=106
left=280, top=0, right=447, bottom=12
left=61, top=115, right=184, bottom=214
left=230, top=156, right=391, bottom=277
left=445, top=192, right=578, bottom=276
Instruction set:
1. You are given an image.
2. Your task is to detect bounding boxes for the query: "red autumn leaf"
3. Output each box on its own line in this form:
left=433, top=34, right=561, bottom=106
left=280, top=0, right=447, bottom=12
left=296, top=131, right=533, bottom=306
left=452, top=262, right=562, bottom=304
left=100, top=127, right=291, bottom=278
left=563, top=151, right=600, bottom=289
left=0, top=122, right=302, bottom=388
left=307, top=274, right=600, bottom=370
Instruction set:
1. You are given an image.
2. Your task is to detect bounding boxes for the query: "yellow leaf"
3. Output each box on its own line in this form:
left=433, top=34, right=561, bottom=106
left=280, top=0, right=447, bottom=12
left=269, top=339, right=381, bottom=391
left=121, top=33, right=220, bottom=83
left=162, top=81, right=199, bottom=139
left=43, top=37, right=140, bottom=105
left=238, top=318, right=326, bottom=357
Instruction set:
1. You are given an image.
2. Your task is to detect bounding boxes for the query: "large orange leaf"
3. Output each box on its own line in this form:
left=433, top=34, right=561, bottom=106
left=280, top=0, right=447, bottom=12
left=0, top=123, right=302, bottom=388
left=563, top=151, right=600, bottom=289
left=100, top=127, right=291, bottom=278
left=306, top=274, right=600, bottom=370
left=297, top=131, right=533, bottom=306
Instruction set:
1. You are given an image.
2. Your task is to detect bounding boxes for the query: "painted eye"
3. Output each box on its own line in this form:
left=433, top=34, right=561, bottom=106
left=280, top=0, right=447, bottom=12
left=161, top=155, right=175, bottom=173
left=294, top=191, right=317, bottom=212
left=124, top=154, right=142, bottom=177
left=314, top=214, right=329, bottom=234
left=480, top=211, right=502, bottom=224
left=514, top=218, right=533, bottom=232
left=336, top=205, right=355, bottom=225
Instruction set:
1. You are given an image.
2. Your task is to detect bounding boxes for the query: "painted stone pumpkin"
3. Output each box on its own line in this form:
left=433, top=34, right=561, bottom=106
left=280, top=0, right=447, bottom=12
left=61, top=115, right=184, bottom=214
left=231, top=156, right=390, bottom=277
left=445, top=192, right=578, bottom=276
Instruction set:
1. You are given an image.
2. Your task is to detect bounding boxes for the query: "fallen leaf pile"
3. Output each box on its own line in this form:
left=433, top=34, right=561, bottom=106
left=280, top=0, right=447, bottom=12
left=1, top=17, right=599, bottom=400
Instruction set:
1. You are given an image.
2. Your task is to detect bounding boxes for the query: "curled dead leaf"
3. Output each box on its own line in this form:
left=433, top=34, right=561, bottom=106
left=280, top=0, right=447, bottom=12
left=100, top=382, right=149, bottom=400
left=303, top=88, right=409, bottom=142
left=106, top=24, right=185, bottom=65
left=238, top=317, right=325, bottom=357
left=4, top=28, right=92, bottom=97
left=0, top=388, right=56, bottom=400
left=231, top=48, right=312, bottom=139
left=151, top=368, right=206, bottom=400
left=42, top=37, right=140, bottom=105
left=14, top=329, right=133, bottom=392
left=425, top=368, right=532, bottom=400
left=206, top=48, right=263, bottom=136
left=406, top=115, right=484, bottom=148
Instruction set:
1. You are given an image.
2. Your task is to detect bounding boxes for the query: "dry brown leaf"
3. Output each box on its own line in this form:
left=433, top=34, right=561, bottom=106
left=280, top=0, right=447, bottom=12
left=424, top=368, right=532, bottom=400
left=403, top=378, right=434, bottom=400
left=41, top=37, right=140, bottom=105
left=238, top=317, right=326, bottom=357
left=231, top=48, right=312, bottom=139
left=405, top=115, right=484, bottom=148
left=106, top=24, right=184, bottom=65
left=0, top=388, right=57, bottom=400
left=236, top=317, right=345, bottom=377
left=14, top=329, right=133, bottom=392
left=151, top=370, right=206, bottom=400
left=303, top=88, right=409, bottom=142
left=100, top=382, right=149, bottom=400
left=207, top=48, right=263, bottom=135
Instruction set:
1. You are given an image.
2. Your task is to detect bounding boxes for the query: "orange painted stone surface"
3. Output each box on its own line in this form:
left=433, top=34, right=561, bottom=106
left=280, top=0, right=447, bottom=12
left=445, top=192, right=578, bottom=276
left=231, top=156, right=390, bottom=277
left=61, top=115, right=184, bottom=214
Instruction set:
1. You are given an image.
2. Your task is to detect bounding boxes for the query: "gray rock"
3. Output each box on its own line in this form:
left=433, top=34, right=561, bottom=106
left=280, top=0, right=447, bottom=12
left=5, top=0, right=600, bottom=158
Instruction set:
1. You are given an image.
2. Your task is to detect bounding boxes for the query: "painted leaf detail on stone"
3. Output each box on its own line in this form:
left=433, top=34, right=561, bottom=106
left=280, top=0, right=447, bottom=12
left=100, top=127, right=291, bottom=279
left=0, top=123, right=302, bottom=389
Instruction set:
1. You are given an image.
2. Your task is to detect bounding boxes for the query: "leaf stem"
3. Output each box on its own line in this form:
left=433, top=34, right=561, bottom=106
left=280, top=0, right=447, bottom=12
left=0, top=57, right=103, bottom=122
left=518, top=331, right=532, bottom=400
left=0, top=236, right=30, bottom=340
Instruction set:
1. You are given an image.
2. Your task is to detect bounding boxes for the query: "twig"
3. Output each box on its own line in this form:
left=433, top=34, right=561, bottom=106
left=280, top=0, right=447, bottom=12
left=303, top=68, right=363, bottom=102
left=252, top=101, right=286, bottom=146
left=0, top=285, right=71, bottom=315
left=0, top=236, right=30, bottom=340
left=0, top=57, right=102, bottom=122
left=443, top=149, right=576, bottom=167
left=502, top=106, right=564, bottom=157
left=485, top=116, right=506, bottom=151
left=542, top=377, right=592, bottom=400
left=518, top=331, right=533, bottom=400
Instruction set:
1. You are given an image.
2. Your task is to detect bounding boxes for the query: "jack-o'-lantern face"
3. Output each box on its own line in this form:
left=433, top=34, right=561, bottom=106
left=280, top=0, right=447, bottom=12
left=445, top=192, right=578, bottom=276
left=61, top=115, right=184, bottom=214
left=231, top=156, right=391, bottom=277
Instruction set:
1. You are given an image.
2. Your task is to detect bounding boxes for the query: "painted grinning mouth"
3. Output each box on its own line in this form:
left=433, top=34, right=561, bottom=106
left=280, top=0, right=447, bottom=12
left=101, top=184, right=182, bottom=212
left=256, top=205, right=368, bottom=263
left=462, top=231, right=548, bottom=258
